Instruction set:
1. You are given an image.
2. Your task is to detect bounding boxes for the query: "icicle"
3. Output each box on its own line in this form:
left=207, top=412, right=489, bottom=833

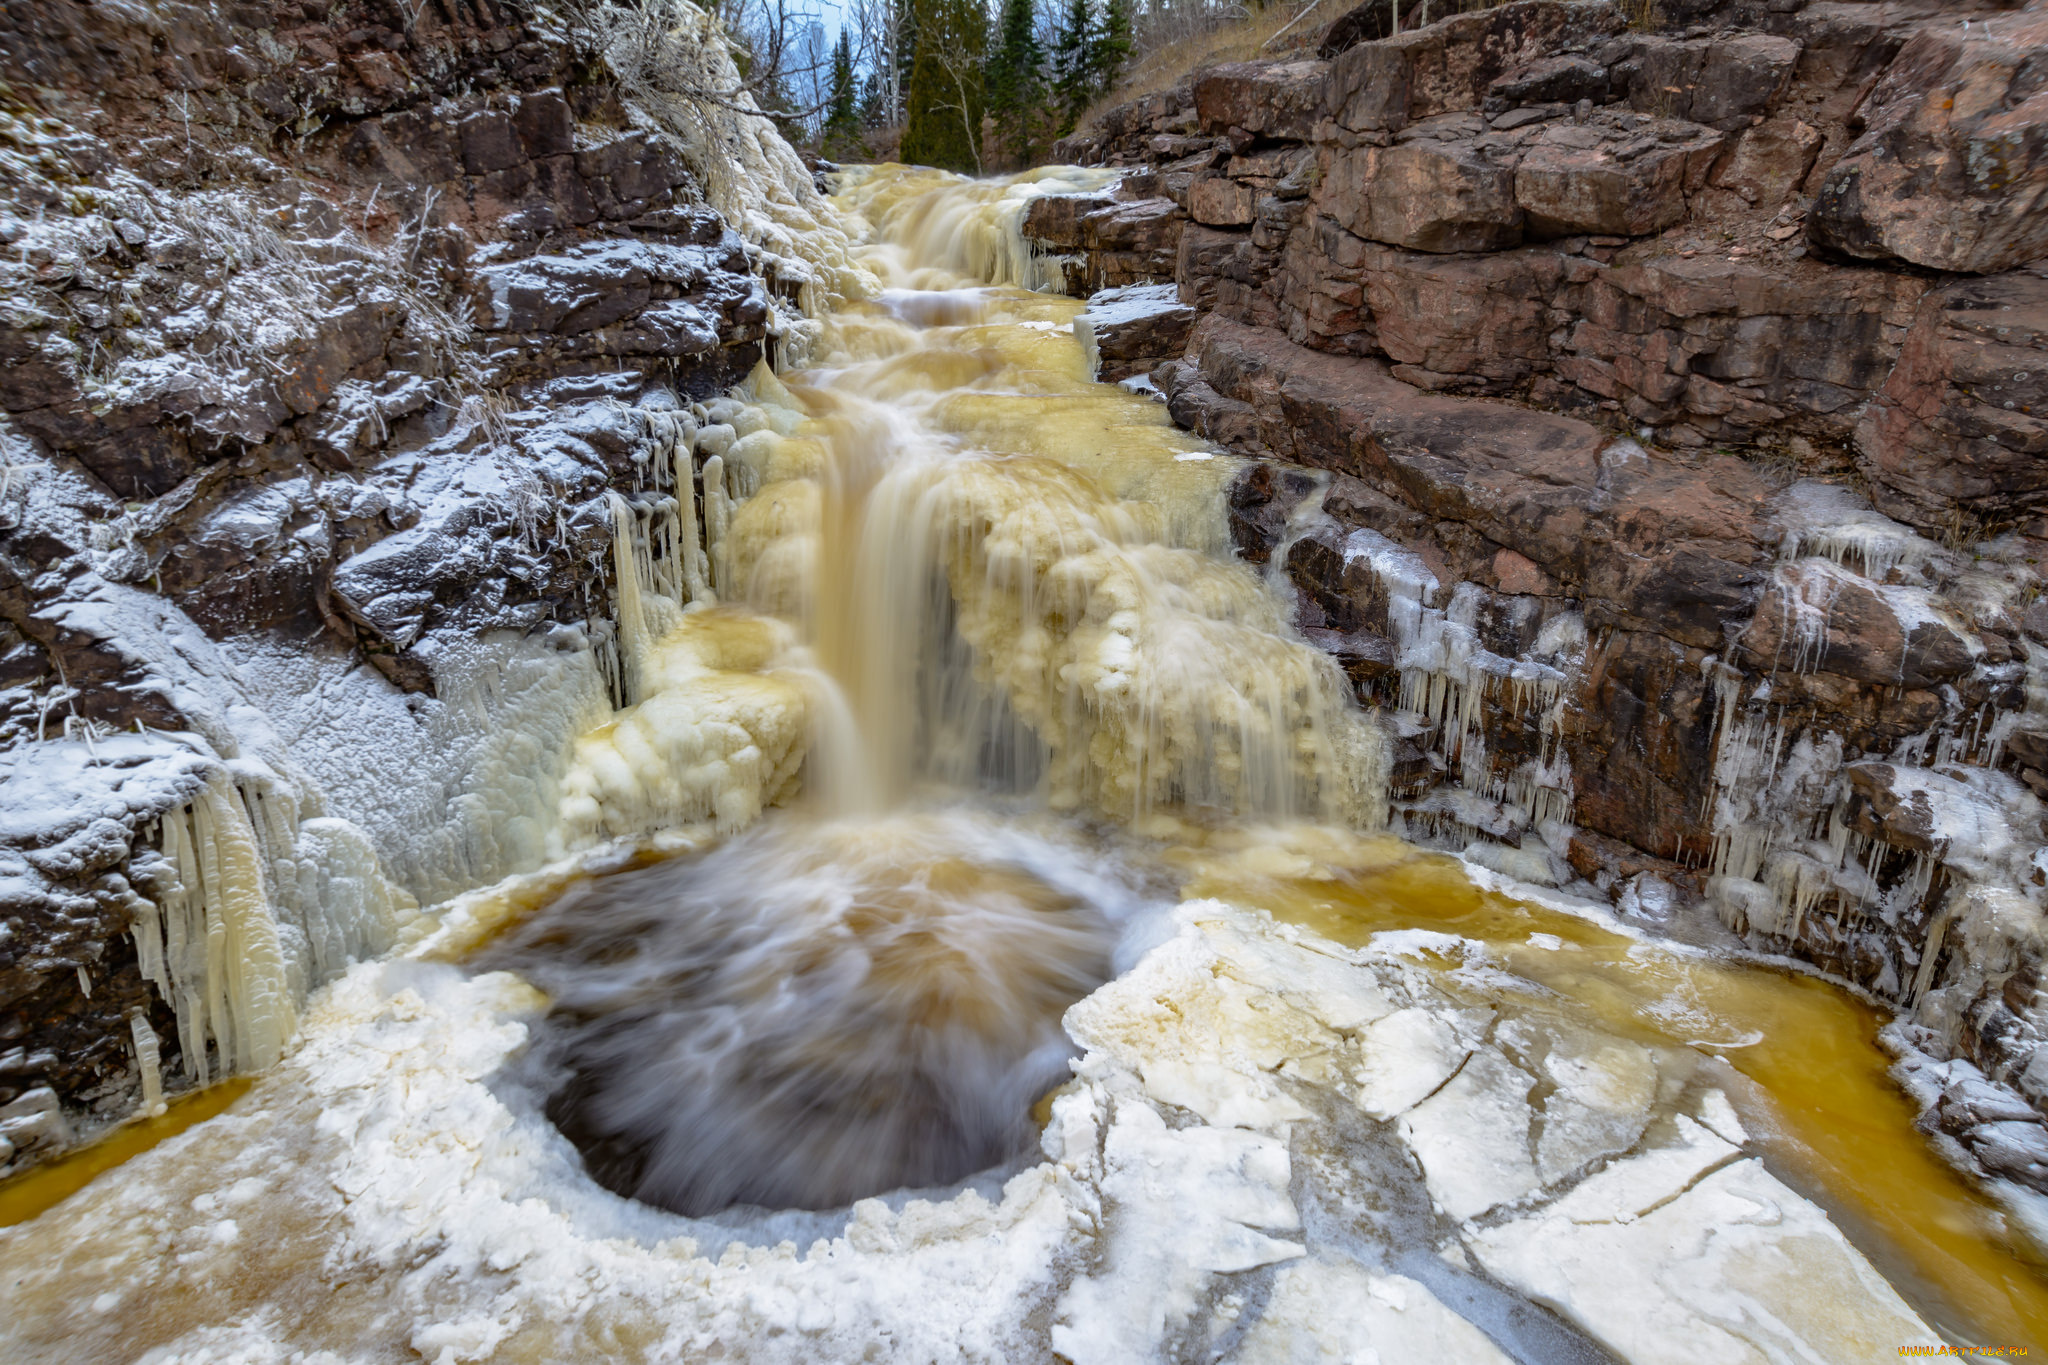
left=1910, top=896, right=1954, bottom=1009
left=673, top=433, right=712, bottom=606
left=191, top=772, right=294, bottom=1075
left=128, top=1010, right=164, bottom=1117
left=703, top=453, right=732, bottom=601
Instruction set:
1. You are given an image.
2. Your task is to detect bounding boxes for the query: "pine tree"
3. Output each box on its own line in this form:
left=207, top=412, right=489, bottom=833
left=822, top=30, right=862, bottom=159
left=1049, top=0, right=1095, bottom=138
left=1094, top=0, right=1134, bottom=96
left=985, top=0, right=1047, bottom=167
left=899, top=0, right=986, bottom=172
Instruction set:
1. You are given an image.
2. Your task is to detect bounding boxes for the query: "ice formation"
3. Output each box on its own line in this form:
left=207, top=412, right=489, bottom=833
left=1306, top=519, right=1580, bottom=871
left=0, top=874, right=1946, bottom=1363
left=0, top=141, right=2030, bottom=1361
left=833, top=164, right=1123, bottom=295
left=566, top=0, right=878, bottom=356
left=1703, top=481, right=2048, bottom=1026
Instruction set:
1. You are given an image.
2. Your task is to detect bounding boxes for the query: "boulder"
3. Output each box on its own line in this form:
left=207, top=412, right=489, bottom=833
left=1514, top=115, right=1724, bottom=238
left=1808, top=9, right=2048, bottom=274
left=1855, top=268, right=2048, bottom=530
left=1608, top=33, right=1800, bottom=132
left=1078, top=284, right=1198, bottom=380
left=1192, top=60, right=1331, bottom=141
left=1327, top=0, right=1629, bottom=134
left=1022, top=190, right=1120, bottom=249
left=1736, top=560, right=1977, bottom=687
left=1318, top=123, right=1526, bottom=252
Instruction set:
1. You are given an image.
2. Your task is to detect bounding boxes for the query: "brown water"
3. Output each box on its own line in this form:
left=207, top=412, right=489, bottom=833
left=1178, top=827, right=2048, bottom=1350
left=0, top=1079, right=251, bottom=1230
left=1, top=163, right=2043, bottom=1362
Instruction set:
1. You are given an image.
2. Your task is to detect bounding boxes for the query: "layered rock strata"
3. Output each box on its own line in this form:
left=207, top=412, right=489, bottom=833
left=0, top=0, right=793, bottom=1164
left=1057, top=0, right=2048, bottom=1198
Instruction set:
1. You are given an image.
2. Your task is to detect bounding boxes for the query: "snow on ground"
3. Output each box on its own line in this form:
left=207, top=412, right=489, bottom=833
left=0, top=897, right=1940, bottom=1363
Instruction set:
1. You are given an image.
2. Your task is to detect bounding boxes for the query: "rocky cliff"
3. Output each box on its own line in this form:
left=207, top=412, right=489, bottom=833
left=1054, top=0, right=2048, bottom=1197
left=0, top=0, right=840, bottom=1167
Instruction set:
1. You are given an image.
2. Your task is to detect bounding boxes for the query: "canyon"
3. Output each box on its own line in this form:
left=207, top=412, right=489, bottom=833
left=0, top=0, right=2044, bottom=1359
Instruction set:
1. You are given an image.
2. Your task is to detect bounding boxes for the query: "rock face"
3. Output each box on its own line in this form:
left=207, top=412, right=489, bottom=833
left=1809, top=6, right=2048, bottom=275
left=1857, top=267, right=2048, bottom=527
left=1022, top=187, right=1186, bottom=294
left=1060, top=0, right=2048, bottom=1193
left=0, top=0, right=786, bottom=1154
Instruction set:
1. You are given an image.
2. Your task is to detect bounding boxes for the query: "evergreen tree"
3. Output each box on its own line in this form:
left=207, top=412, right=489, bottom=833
left=1049, top=0, right=1095, bottom=137
left=985, top=0, right=1047, bottom=167
left=899, top=0, right=986, bottom=172
left=821, top=29, right=863, bottom=159
left=1094, top=0, right=1134, bottom=96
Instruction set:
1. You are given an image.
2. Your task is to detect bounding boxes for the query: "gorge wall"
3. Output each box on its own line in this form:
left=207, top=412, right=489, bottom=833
left=6, top=0, right=2048, bottom=1233
left=0, top=0, right=850, bottom=1166
left=1045, top=0, right=2048, bottom=1197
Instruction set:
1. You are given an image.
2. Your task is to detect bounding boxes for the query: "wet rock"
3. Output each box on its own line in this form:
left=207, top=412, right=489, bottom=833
left=1809, top=9, right=2048, bottom=274
left=1026, top=194, right=1185, bottom=291
left=1021, top=190, right=1120, bottom=246
left=1224, top=459, right=1323, bottom=564
left=1157, top=359, right=1265, bottom=453
left=1078, top=285, right=1197, bottom=381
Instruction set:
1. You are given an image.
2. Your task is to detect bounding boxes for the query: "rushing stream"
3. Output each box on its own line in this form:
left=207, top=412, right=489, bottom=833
left=3, top=165, right=2047, bottom=1362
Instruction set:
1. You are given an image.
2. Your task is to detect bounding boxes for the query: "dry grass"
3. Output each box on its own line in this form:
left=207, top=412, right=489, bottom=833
left=1078, top=0, right=1327, bottom=127
left=1077, top=0, right=1585, bottom=133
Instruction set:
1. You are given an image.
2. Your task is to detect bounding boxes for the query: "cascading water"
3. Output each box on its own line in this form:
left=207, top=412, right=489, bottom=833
left=478, top=162, right=1391, bottom=1221
left=5, top=165, right=2048, bottom=1364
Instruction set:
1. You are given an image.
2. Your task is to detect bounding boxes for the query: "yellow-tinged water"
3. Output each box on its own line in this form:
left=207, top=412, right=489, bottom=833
left=0, top=1079, right=251, bottom=1229
left=1178, top=829, right=2048, bottom=1350
left=6, top=163, right=2046, bottom=1363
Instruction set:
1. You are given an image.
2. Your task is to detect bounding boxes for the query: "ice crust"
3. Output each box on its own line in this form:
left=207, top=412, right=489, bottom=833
left=0, top=899, right=1942, bottom=1363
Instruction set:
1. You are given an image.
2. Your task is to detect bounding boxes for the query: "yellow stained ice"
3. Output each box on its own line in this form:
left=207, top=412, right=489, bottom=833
left=0, top=1079, right=251, bottom=1230
left=5, top=162, right=2045, bottom=1365
left=1178, top=826, right=2048, bottom=1350
left=557, top=608, right=814, bottom=841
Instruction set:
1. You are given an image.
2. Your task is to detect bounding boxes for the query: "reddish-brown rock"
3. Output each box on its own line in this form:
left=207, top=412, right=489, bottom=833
left=1736, top=560, right=1978, bottom=687
left=1809, top=8, right=2048, bottom=275
left=1193, top=59, right=1331, bottom=141
left=1514, top=115, right=1723, bottom=237
left=1856, top=268, right=2048, bottom=529
left=1185, top=315, right=1773, bottom=648
left=1326, top=0, right=1628, bottom=133
left=1320, top=123, right=1526, bottom=252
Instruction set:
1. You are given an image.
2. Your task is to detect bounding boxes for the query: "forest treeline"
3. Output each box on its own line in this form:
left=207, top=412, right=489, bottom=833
left=802, top=0, right=1138, bottom=172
